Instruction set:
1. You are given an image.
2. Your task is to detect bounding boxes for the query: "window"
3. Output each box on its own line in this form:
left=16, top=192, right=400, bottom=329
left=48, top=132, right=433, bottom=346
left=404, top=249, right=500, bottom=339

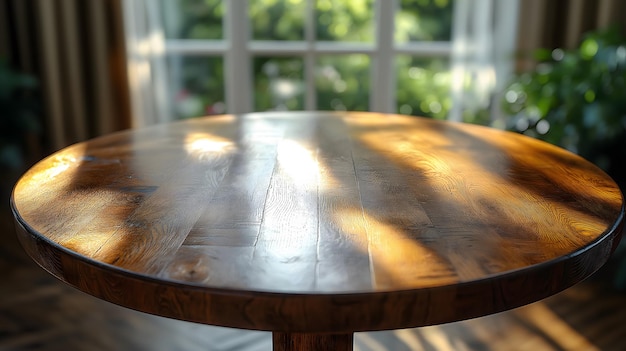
left=123, top=0, right=519, bottom=126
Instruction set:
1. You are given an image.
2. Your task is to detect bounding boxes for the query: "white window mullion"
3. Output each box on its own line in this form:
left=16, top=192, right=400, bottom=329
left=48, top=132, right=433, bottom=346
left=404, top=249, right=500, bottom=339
left=491, top=0, right=520, bottom=123
left=304, top=0, right=316, bottom=111
left=473, top=0, right=495, bottom=110
left=449, top=0, right=471, bottom=122
left=250, top=41, right=375, bottom=55
left=225, top=0, right=252, bottom=114
left=493, top=0, right=519, bottom=94
left=165, top=40, right=229, bottom=55
left=145, top=1, right=170, bottom=123
left=395, top=41, right=452, bottom=56
left=371, top=0, right=396, bottom=113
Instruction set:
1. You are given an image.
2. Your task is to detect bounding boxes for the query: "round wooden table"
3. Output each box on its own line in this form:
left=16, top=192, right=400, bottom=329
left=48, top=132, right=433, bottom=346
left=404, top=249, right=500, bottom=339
left=12, top=112, right=624, bottom=350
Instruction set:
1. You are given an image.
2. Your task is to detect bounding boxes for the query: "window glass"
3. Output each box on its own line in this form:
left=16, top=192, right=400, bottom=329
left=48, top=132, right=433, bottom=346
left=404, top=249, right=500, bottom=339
left=316, top=0, right=374, bottom=42
left=250, top=0, right=305, bottom=40
left=160, top=0, right=224, bottom=40
left=316, top=55, right=370, bottom=111
left=157, top=1, right=460, bottom=119
left=254, top=57, right=305, bottom=111
left=396, top=0, right=454, bottom=42
left=167, top=56, right=225, bottom=119
left=396, top=56, right=450, bottom=119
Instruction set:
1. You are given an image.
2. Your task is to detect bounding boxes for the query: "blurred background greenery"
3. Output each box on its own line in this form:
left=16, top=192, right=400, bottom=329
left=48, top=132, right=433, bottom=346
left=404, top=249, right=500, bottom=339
left=502, top=26, right=626, bottom=189
left=159, top=0, right=454, bottom=119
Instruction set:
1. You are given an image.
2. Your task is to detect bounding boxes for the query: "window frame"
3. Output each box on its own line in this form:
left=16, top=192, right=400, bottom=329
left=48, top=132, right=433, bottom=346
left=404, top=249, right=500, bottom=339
left=124, top=0, right=519, bottom=125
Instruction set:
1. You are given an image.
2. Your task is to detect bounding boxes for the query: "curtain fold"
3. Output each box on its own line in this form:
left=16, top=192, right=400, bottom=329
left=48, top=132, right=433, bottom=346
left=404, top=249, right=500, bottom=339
left=516, top=0, right=626, bottom=72
left=0, top=0, right=131, bottom=156
left=448, top=0, right=520, bottom=122
left=122, top=0, right=171, bottom=128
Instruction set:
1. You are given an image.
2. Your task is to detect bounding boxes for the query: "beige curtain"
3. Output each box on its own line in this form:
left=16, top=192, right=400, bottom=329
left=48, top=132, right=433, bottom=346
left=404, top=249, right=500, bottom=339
left=516, top=0, right=626, bottom=72
left=0, top=0, right=131, bottom=157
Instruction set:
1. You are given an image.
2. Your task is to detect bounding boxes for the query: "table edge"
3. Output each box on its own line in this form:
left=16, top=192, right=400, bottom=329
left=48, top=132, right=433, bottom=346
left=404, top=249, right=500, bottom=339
left=11, top=193, right=624, bottom=332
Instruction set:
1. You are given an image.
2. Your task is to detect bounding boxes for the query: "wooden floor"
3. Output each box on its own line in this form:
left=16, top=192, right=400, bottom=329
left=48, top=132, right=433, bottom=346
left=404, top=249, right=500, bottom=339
left=2, top=171, right=626, bottom=351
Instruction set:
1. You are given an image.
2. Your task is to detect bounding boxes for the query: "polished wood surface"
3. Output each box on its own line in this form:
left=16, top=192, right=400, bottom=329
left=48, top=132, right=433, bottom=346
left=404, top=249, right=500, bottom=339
left=273, top=333, right=353, bottom=351
left=11, top=112, right=624, bottom=338
left=4, top=201, right=626, bottom=351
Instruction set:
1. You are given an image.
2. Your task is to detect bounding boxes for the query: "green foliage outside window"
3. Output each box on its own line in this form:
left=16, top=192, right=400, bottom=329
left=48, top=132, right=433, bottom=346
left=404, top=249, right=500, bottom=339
left=396, top=0, right=452, bottom=42
left=316, top=0, right=374, bottom=42
left=160, top=0, right=454, bottom=120
left=502, top=27, right=626, bottom=174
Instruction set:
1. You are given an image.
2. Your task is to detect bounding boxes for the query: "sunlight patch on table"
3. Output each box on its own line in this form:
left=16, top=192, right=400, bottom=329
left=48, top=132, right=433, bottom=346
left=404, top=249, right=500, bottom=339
left=276, top=139, right=319, bottom=182
left=184, top=132, right=236, bottom=159
left=336, top=208, right=456, bottom=289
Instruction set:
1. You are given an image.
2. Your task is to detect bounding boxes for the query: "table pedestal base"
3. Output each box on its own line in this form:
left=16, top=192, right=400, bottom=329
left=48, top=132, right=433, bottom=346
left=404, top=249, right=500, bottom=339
left=272, top=332, right=354, bottom=351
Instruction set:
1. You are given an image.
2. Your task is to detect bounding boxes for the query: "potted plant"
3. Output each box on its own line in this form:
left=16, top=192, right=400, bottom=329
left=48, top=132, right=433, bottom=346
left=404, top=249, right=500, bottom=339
left=0, top=59, right=40, bottom=171
left=501, top=26, right=626, bottom=289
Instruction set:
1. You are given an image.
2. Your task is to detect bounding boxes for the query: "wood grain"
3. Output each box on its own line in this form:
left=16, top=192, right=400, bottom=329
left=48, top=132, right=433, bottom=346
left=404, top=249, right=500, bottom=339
left=11, top=112, right=624, bottom=337
left=4, top=195, right=626, bottom=351
left=273, top=332, right=353, bottom=351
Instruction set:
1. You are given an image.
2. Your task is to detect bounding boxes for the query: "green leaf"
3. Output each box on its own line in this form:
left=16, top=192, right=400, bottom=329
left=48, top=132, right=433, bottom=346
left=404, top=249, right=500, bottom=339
left=580, top=38, right=599, bottom=60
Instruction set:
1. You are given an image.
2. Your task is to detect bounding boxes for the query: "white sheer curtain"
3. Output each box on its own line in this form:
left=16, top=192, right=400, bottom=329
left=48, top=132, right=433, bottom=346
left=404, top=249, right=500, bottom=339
left=123, top=0, right=170, bottom=128
left=448, top=0, right=519, bottom=123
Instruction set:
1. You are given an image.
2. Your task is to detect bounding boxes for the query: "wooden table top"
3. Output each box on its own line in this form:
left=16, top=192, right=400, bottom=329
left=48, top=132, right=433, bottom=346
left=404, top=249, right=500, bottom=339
left=12, top=112, right=624, bottom=333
